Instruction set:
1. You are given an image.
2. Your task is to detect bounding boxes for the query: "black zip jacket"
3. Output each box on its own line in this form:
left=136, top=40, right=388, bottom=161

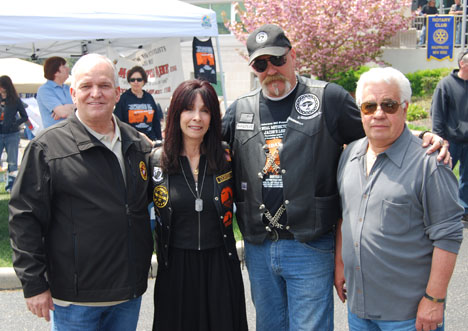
left=8, top=114, right=153, bottom=302
left=150, top=147, right=238, bottom=268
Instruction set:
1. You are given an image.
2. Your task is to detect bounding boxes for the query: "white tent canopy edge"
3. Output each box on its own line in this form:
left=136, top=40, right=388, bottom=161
left=0, top=0, right=227, bottom=107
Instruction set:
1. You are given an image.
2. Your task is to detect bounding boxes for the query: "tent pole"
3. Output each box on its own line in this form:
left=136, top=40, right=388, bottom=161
left=215, top=36, right=228, bottom=111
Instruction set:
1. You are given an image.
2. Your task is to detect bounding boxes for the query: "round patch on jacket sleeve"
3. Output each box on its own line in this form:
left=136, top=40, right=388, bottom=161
left=139, top=161, right=148, bottom=181
left=153, top=185, right=169, bottom=208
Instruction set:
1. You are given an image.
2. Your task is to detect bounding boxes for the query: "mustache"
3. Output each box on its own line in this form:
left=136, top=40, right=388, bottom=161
left=262, top=74, right=287, bottom=86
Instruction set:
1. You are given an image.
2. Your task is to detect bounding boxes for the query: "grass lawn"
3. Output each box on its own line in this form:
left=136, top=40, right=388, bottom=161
left=0, top=178, right=11, bottom=267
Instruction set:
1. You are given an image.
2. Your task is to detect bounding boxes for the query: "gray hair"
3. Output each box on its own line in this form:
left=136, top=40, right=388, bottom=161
left=355, top=67, right=412, bottom=106
left=71, top=53, right=118, bottom=88
left=458, top=50, right=468, bottom=67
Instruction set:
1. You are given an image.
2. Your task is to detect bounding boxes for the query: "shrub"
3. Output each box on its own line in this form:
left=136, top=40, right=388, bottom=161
left=331, top=66, right=371, bottom=93
left=406, top=103, right=428, bottom=122
left=406, top=68, right=451, bottom=97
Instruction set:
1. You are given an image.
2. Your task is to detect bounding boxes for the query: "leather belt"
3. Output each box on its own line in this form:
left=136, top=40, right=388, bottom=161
left=266, top=227, right=294, bottom=242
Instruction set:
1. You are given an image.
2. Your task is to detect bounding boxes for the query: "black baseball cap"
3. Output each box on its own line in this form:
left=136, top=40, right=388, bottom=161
left=247, top=24, right=292, bottom=65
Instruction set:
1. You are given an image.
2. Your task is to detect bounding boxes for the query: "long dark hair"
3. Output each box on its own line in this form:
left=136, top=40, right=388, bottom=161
left=161, top=79, right=227, bottom=173
left=0, top=75, right=20, bottom=104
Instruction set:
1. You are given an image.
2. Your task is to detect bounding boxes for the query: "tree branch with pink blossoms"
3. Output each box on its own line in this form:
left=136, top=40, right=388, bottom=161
left=225, top=0, right=413, bottom=81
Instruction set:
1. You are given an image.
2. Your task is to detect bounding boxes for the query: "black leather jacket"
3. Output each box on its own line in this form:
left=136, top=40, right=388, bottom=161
left=150, top=147, right=239, bottom=268
left=9, top=114, right=153, bottom=301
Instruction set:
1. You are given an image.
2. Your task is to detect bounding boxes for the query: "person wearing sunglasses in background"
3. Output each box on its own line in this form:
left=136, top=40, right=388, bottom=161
left=335, top=67, right=463, bottom=331
left=431, top=50, right=468, bottom=224
left=114, top=66, right=164, bottom=141
left=222, top=24, right=450, bottom=331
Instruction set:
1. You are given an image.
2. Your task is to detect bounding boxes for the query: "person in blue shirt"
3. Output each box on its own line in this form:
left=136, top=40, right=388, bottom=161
left=36, top=57, right=75, bottom=128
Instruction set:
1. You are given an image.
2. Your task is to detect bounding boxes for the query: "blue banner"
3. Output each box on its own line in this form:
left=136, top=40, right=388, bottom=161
left=427, top=15, right=454, bottom=61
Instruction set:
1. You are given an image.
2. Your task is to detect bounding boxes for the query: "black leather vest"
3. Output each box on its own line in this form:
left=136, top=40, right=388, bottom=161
left=231, top=76, right=342, bottom=244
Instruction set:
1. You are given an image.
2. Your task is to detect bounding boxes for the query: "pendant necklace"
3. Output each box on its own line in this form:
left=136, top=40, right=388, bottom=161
left=179, top=157, right=207, bottom=212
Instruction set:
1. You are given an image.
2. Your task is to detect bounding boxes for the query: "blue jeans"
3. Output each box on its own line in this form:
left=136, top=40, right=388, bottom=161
left=0, top=131, right=20, bottom=173
left=244, top=232, right=335, bottom=331
left=419, top=25, right=427, bottom=45
left=0, top=131, right=20, bottom=191
left=51, top=296, right=142, bottom=331
left=348, top=308, right=444, bottom=331
left=455, top=22, right=462, bottom=45
left=449, top=141, right=468, bottom=214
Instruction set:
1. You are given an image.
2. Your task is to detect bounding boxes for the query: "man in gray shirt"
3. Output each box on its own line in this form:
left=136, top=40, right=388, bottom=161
left=335, top=67, right=464, bottom=331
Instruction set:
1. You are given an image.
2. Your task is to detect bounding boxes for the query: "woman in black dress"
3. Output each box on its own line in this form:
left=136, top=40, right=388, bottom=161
left=150, top=79, right=248, bottom=331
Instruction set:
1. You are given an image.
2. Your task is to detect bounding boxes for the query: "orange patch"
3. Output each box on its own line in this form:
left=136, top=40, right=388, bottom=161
left=220, top=187, right=233, bottom=208
left=139, top=161, right=148, bottom=181
left=223, top=211, right=233, bottom=227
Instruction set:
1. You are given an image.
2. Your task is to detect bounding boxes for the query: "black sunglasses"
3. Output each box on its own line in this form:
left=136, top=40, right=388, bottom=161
left=129, top=78, right=143, bottom=82
left=252, top=53, right=288, bottom=73
left=360, top=100, right=404, bottom=115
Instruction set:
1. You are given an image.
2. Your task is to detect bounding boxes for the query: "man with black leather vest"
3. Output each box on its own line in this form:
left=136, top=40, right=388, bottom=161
left=222, top=24, right=365, bottom=331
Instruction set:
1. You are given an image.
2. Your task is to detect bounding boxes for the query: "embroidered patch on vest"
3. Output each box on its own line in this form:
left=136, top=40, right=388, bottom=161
left=295, top=93, right=321, bottom=120
left=216, top=171, right=232, bottom=184
left=236, top=123, right=254, bottom=131
left=152, top=167, right=164, bottom=183
left=139, top=161, right=148, bottom=181
left=153, top=185, right=169, bottom=208
left=239, top=113, right=254, bottom=123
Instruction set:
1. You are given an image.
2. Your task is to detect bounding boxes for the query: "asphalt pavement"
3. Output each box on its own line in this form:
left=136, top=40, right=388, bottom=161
left=1, top=224, right=467, bottom=330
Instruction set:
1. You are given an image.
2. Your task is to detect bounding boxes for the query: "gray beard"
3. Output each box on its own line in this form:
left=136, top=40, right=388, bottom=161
left=262, top=80, right=293, bottom=100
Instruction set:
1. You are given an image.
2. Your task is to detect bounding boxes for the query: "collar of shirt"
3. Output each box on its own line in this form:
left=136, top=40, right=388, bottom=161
left=350, top=125, right=412, bottom=168
left=46, top=79, right=67, bottom=89
left=75, top=112, right=121, bottom=149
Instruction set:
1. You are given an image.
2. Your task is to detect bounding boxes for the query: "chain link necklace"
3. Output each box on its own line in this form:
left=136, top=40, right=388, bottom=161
left=179, top=156, right=207, bottom=212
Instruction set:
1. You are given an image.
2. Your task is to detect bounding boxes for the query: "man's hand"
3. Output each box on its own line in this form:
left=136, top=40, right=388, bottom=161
left=415, top=296, right=444, bottom=331
left=26, top=290, right=54, bottom=322
left=334, top=218, right=347, bottom=303
left=421, top=132, right=450, bottom=164
left=334, top=258, right=347, bottom=303
left=138, top=131, right=154, bottom=146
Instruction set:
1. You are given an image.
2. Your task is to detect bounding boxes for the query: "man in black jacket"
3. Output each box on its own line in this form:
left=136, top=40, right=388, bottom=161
left=8, top=54, right=153, bottom=330
left=431, top=50, right=468, bottom=222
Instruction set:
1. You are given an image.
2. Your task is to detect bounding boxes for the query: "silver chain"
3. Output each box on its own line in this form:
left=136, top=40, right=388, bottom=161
left=179, top=157, right=207, bottom=200
left=264, top=204, right=286, bottom=229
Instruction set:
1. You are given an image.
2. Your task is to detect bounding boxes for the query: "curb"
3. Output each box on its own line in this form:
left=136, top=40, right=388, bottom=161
left=0, top=267, right=21, bottom=290
left=1, top=242, right=245, bottom=291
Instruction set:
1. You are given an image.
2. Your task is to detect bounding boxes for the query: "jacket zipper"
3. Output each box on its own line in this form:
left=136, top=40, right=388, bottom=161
left=196, top=181, right=201, bottom=250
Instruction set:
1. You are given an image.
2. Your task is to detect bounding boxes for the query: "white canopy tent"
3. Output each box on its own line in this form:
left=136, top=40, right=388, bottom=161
left=0, top=58, right=46, bottom=93
left=0, top=0, right=227, bottom=104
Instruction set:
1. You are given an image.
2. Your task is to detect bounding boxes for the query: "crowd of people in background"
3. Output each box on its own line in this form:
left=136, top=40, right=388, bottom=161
left=5, top=23, right=466, bottom=331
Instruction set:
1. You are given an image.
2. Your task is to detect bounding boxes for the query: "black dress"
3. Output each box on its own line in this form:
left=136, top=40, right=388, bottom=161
left=153, top=156, right=248, bottom=331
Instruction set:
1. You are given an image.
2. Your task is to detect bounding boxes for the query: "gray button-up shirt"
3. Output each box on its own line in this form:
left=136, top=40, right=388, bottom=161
left=337, top=126, right=464, bottom=320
